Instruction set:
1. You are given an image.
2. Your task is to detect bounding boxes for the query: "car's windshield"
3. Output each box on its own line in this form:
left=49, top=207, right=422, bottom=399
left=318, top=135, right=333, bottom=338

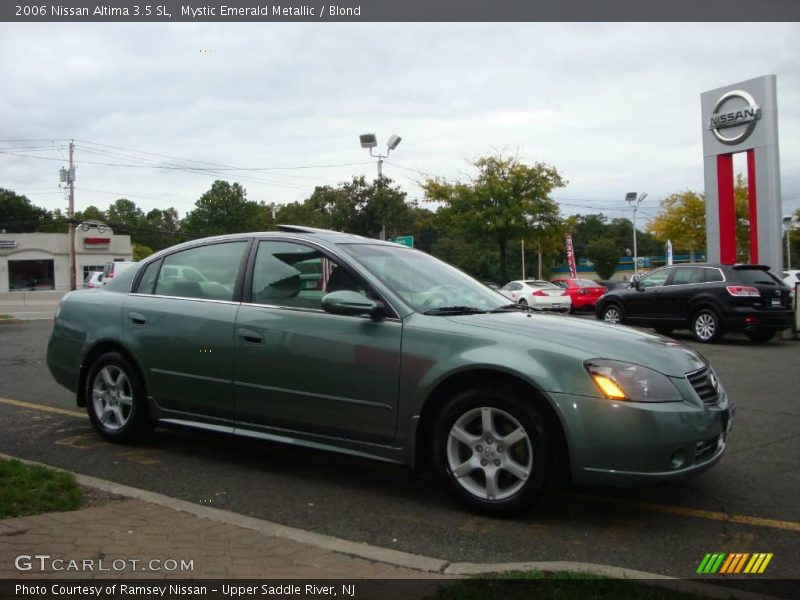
left=343, top=244, right=508, bottom=313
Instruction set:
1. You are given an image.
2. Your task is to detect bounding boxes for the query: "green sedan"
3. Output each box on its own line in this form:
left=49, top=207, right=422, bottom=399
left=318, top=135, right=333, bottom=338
left=47, top=225, right=734, bottom=515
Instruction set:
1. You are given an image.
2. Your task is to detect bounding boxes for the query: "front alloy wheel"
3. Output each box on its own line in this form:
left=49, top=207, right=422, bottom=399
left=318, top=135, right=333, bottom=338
left=434, top=388, right=554, bottom=515
left=446, top=407, right=533, bottom=501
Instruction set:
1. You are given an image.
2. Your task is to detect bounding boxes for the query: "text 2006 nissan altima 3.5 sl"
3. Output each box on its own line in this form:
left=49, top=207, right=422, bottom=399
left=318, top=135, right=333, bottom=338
left=47, top=225, right=734, bottom=515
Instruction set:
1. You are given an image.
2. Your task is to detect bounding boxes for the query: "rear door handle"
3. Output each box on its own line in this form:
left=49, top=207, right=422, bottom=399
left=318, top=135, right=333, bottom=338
left=237, top=327, right=264, bottom=344
left=129, top=312, right=147, bottom=325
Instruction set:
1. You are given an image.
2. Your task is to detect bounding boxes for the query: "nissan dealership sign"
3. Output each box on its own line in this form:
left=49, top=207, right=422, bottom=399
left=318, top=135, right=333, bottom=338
left=707, top=90, right=761, bottom=146
left=701, top=75, right=783, bottom=273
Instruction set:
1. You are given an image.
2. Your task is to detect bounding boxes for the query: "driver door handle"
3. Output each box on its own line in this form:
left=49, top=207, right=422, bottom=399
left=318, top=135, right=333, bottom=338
left=238, top=327, right=264, bottom=344
left=129, top=312, right=147, bottom=325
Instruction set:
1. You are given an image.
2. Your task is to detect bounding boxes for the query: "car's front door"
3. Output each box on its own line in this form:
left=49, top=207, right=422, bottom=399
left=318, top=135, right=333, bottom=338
left=625, top=268, right=672, bottom=323
left=660, top=266, right=705, bottom=322
left=124, top=240, right=250, bottom=424
left=233, top=240, right=402, bottom=444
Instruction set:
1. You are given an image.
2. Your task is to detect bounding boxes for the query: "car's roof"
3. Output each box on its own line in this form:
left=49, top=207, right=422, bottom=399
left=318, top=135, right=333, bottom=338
left=142, top=226, right=401, bottom=264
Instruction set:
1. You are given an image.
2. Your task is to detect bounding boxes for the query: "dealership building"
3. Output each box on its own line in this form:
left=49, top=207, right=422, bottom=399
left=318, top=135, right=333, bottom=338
left=0, top=222, right=132, bottom=293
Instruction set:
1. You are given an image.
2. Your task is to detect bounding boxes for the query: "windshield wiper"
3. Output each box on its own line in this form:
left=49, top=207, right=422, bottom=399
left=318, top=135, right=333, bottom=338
left=490, top=303, right=540, bottom=313
left=423, top=306, right=487, bottom=316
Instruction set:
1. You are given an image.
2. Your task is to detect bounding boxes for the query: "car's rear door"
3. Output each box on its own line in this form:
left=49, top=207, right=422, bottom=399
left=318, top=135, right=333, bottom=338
left=660, top=266, right=705, bottom=323
left=233, top=239, right=402, bottom=444
left=124, top=239, right=250, bottom=424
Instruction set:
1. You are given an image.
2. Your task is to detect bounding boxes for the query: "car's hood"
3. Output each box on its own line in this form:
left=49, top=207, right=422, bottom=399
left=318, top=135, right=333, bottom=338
left=445, top=312, right=706, bottom=377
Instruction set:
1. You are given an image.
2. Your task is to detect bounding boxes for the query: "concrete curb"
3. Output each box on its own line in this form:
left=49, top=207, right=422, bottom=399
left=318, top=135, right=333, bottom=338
left=0, top=453, right=782, bottom=600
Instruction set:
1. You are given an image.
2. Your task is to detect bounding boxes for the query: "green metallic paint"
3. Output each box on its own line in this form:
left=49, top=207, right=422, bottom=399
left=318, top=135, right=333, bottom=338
left=47, top=230, right=732, bottom=487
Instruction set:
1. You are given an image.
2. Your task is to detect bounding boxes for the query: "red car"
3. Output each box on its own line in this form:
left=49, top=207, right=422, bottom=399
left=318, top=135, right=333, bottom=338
left=551, top=278, right=607, bottom=311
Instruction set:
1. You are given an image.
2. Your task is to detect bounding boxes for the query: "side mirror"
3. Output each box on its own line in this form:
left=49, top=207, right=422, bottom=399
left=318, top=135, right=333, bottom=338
left=322, top=290, right=382, bottom=318
left=629, top=274, right=641, bottom=289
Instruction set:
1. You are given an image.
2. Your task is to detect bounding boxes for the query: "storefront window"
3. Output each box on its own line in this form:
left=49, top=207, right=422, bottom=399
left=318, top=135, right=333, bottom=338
left=9, top=260, right=55, bottom=291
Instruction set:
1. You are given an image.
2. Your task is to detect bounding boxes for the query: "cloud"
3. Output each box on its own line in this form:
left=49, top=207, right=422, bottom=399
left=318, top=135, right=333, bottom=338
left=1, top=22, right=798, bottom=218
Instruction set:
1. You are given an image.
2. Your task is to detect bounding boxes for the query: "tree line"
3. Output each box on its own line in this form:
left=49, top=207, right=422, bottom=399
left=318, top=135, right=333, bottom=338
left=4, top=153, right=794, bottom=281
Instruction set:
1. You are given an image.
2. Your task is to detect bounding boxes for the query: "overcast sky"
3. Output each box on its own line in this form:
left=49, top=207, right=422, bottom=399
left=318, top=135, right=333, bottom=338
left=1, top=22, right=799, bottom=226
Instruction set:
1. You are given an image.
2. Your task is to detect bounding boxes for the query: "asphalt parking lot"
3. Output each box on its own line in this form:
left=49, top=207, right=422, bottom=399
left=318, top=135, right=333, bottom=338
left=0, top=319, right=798, bottom=594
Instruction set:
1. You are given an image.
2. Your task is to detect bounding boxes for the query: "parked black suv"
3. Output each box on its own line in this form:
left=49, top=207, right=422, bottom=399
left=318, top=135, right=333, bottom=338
left=595, top=264, right=793, bottom=343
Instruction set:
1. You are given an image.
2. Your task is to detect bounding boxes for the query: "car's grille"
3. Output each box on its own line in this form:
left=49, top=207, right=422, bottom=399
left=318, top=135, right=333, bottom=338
left=686, top=367, right=721, bottom=406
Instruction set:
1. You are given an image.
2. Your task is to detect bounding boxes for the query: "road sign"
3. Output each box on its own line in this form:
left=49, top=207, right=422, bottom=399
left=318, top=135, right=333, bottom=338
left=390, top=235, right=414, bottom=248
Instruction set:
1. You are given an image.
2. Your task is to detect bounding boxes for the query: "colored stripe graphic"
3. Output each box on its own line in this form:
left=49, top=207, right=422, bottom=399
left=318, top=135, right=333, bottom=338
left=699, top=553, right=773, bottom=575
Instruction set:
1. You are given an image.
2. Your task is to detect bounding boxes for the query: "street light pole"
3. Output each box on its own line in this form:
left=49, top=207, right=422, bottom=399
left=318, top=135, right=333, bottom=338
left=359, top=133, right=401, bottom=240
left=625, top=192, right=647, bottom=274
left=521, top=239, right=525, bottom=280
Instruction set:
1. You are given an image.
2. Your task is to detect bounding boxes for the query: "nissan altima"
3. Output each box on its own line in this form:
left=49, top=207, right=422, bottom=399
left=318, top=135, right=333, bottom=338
left=47, top=226, right=734, bottom=515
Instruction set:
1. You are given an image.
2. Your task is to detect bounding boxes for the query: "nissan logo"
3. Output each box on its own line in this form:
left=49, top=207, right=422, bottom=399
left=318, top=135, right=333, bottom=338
left=707, top=90, right=761, bottom=146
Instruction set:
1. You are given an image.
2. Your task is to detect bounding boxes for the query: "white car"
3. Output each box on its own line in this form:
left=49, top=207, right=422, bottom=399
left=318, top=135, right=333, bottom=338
left=499, top=280, right=572, bottom=312
left=783, top=270, right=799, bottom=303
left=84, top=271, right=104, bottom=289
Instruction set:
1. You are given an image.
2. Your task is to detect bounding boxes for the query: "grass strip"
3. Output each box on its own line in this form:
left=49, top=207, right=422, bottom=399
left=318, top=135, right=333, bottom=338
left=0, top=458, right=82, bottom=519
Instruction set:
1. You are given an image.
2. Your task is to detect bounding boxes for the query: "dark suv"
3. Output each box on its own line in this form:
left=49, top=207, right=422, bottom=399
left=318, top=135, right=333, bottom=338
left=595, top=264, right=793, bottom=343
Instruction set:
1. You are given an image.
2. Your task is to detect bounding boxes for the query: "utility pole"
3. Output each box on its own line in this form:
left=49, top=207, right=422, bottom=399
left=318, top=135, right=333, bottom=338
left=521, top=239, right=525, bottom=280
left=68, top=141, right=77, bottom=291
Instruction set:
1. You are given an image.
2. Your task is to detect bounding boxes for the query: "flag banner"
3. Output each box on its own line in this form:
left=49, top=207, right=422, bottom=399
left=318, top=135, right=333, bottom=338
left=565, top=234, right=577, bottom=278
left=667, top=240, right=673, bottom=266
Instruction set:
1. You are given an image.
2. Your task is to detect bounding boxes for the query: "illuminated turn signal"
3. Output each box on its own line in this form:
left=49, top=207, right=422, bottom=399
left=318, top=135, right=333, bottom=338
left=591, top=374, right=627, bottom=400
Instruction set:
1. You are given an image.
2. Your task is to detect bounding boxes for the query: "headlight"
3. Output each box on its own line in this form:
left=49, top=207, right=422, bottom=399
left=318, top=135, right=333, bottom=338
left=584, top=359, right=683, bottom=402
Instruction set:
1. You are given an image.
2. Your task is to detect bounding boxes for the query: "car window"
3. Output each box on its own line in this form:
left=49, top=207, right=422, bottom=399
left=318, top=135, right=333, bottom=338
left=670, top=267, right=704, bottom=285
left=135, top=259, right=161, bottom=294
left=251, top=241, right=369, bottom=310
left=154, top=241, right=246, bottom=301
left=503, top=282, right=521, bottom=291
left=704, top=268, right=724, bottom=283
left=552, top=281, right=567, bottom=288
left=639, top=269, right=670, bottom=289
left=734, top=268, right=783, bottom=286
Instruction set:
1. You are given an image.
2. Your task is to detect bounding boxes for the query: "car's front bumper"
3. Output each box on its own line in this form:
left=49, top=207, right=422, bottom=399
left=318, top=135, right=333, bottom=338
left=550, top=388, right=733, bottom=486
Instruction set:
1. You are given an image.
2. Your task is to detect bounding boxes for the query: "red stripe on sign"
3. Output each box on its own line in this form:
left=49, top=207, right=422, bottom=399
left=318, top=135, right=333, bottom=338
left=84, top=237, right=111, bottom=244
left=716, top=154, right=736, bottom=265
left=746, top=149, right=759, bottom=264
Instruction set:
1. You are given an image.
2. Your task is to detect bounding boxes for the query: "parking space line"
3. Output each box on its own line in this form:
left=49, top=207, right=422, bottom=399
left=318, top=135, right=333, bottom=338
left=561, top=492, right=800, bottom=533
left=0, top=396, right=86, bottom=418
left=2, top=394, right=799, bottom=533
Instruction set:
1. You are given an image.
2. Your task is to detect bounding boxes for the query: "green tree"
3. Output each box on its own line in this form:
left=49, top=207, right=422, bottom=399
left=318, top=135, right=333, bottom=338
left=140, top=207, right=181, bottom=250
left=75, top=205, right=106, bottom=224
left=0, top=188, right=46, bottom=232
left=275, top=176, right=413, bottom=239
left=423, top=154, right=565, bottom=283
left=106, top=198, right=145, bottom=235
left=647, top=175, right=753, bottom=260
left=132, top=243, right=154, bottom=261
left=183, top=181, right=263, bottom=239
left=586, top=237, right=623, bottom=279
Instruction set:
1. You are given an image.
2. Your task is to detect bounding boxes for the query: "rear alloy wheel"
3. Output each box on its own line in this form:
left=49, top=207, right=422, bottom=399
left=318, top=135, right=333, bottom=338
left=433, top=388, right=554, bottom=516
left=518, top=298, right=528, bottom=306
left=746, top=329, right=776, bottom=343
left=86, top=351, right=154, bottom=443
left=601, top=304, right=624, bottom=324
left=692, top=309, right=723, bottom=343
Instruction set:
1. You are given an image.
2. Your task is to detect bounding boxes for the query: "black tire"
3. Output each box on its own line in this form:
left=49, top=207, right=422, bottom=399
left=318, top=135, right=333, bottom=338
left=432, top=387, right=555, bottom=516
left=691, top=308, right=724, bottom=343
left=85, top=351, right=154, bottom=443
left=654, top=326, right=674, bottom=336
left=518, top=298, right=528, bottom=306
left=746, top=329, right=776, bottom=343
left=600, top=303, right=625, bottom=325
